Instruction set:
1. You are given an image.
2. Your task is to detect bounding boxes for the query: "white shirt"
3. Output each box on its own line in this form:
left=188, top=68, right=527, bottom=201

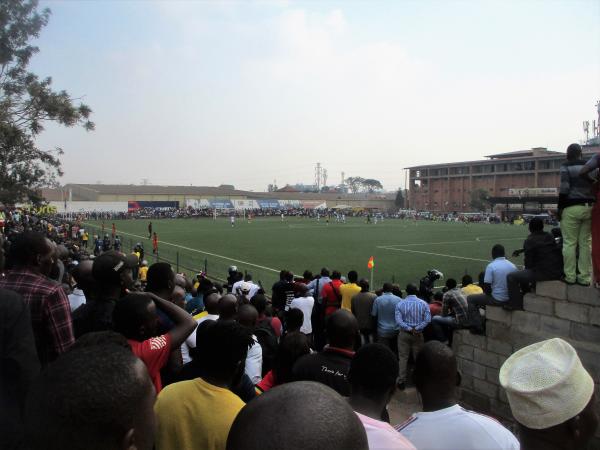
left=356, top=412, right=415, bottom=450
left=231, top=280, right=259, bottom=300
left=181, top=313, right=219, bottom=365
left=289, top=296, right=315, bottom=334
left=245, top=335, right=263, bottom=384
left=68, top=288, right=86, bottom=312
left=397, top=404, right=520, bottom=450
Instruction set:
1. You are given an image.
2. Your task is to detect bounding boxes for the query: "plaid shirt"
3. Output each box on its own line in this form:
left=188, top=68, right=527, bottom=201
left=0, top=269, right=74, bottom=365
left=442, top=288, right=470, bottom=326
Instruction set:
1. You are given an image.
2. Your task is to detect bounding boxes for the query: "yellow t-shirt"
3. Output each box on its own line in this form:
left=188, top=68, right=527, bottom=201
left=461, top=284, right=483, bottom=296
left=154, top=378, right=245, bottom=450
left=138, top=266, right=148, bottom=282
left=339, top=283, right=362, bottom=311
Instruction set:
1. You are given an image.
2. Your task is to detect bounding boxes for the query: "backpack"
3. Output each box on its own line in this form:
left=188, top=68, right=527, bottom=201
left=254, top=318, right=278, bottom=376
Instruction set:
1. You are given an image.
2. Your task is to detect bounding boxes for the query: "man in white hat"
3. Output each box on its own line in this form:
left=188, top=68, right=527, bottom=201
left=500, top=338, right=598, bottom=450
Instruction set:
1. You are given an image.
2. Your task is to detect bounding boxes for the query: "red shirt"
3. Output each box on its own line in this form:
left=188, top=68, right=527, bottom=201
left=321, top=279, right=344, bottom=316
left=128, top=333, right=171, bottom=392
left=429, top=301, right=443, bottom=317
left=255, top=370, right=276, bottom=394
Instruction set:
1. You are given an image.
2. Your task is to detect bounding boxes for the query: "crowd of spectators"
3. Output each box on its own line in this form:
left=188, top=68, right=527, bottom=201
left=0, top=144, right=598, bottom=450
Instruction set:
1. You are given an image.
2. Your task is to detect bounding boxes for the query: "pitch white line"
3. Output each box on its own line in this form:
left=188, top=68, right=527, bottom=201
left=377, top=246, right=491, bottom=263
left=380, top=237, right=524, bottom=248
left=83, top=223, right=280, bottom=273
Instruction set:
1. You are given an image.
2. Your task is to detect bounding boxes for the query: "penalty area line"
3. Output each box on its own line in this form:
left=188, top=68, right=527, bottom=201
left=376, top=246, right=490, bottom=263
left=83, top=222, right=280, bottom=273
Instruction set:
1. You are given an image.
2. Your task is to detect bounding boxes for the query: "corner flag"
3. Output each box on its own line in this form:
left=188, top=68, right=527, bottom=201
left=367, top=256, right=374, bottom=269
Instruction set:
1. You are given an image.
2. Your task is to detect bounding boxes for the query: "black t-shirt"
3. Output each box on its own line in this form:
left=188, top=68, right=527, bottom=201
left=72, top=296, right=117, bottom=338
left=271, top=281, right=294, bottom=310
left=292, top=347, right=354, bottom=396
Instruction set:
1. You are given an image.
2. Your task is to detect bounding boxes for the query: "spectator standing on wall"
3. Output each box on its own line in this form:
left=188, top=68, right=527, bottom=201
left=558, top=143, right=595, bottom=286
left=579, top=150, right=600, bottom=288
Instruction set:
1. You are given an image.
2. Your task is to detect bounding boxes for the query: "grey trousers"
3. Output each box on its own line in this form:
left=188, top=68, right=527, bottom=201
left=397, top=330, right=424, bottom=383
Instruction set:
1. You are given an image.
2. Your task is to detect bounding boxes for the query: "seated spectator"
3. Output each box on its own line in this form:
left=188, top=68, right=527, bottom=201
left=154, top=320, right=255, bottom=450
left=500, top=338, right=598, bottom=450
left=226, top=381, right=369, bottom=450
left=395, top=283, right=431, bottom=389
left=372, top=283, right=401, bottom=351
left=256, top=331, right=310, bottom=394
left=72, top=251, right=137, bottom=338
left=351, top=278, right=376, bottom=346
left=460, top=274, right=482, bottom=296
left=432, top=278, right=477, bottom=344
left=468, top=244, right=517, bottom=315
left=507, top=218, right=563, bottom=309
left=340, top=270, right=361, bottom=311
left=0, top=231, right=74, bottom=365
left=293, top=309, right=358, bottom=396
left=348, top=344, right=416, bottom=449
left=237, top=304, right=263, bottom=384
left=182, top=292, right=220, bottom=364
left=113, top=292, right=196, bottom=392
left=289, top=283, right=314, bottom=337
left=24, top=342, right=156, bottom=450
left=398, top=341, right=519, bottom=449
left=284, top=307, right=304, bottom=335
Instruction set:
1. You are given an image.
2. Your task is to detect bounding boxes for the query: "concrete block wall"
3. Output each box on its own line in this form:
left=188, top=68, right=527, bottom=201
left=452, top=281, right=600, bottom=446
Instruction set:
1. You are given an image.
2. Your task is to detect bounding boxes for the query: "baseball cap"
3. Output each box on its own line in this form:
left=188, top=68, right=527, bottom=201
left=499, top=338, right=594, bottom=430
left=92, top=251, right=139, bottom=285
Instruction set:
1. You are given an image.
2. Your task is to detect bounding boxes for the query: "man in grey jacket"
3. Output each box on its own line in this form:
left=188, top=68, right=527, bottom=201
left=558, top=143, right=596, bottom=286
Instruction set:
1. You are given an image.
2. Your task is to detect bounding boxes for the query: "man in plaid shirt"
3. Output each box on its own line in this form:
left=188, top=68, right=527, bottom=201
left=432, top=279, right=478, bottom=344
left=0, top=232, right=74, bottom=365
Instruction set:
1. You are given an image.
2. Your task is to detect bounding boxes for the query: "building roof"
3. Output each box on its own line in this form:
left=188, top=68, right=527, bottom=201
left=484, top=148, right=561, bottom=159
left=65, top=184, right=249, bottom=196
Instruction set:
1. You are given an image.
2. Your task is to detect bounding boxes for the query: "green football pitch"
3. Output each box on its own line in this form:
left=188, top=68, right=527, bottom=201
left=85, top=217, right=527, bottom=290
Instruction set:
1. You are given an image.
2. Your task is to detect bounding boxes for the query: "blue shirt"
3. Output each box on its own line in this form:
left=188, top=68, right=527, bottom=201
left=307, top=276, right=331, bottom=299
left=484, top=257, right=517, bottom=302
left=371, top=293, right=401, bottom=337
left=395, top=295, right=431, bottom=332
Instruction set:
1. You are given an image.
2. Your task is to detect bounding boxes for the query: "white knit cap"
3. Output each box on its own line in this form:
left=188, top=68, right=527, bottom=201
left=499, top=338, right=594, bottom=429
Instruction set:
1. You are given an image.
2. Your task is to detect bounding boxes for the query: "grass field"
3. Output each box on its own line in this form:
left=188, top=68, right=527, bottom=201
left=85, top=217, right=528, bottom=290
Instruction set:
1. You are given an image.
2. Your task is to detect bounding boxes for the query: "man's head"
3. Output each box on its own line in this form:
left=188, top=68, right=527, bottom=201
left=92, top=251, right=137, bottom=293
left=204, top=292, right=221, bottom=315
left=445, top=278, right=457, bottom=290
left=195, top=320, right=254, bottom=387
left=218, top=294, right=239, bottom=321
left=349, top=343, right=398, bottom=407
left=250, top=294, right=268, bottom=315
left=331, top=270, right=342, bottom=280
left=226, top=382, right=368, bottom=450
left=285, top=308, right=304, bottom=333
left=170, top=285, right=186, bottom=309
left=413, top=341, right=459, bottom=408
left=405, top=283, right=418, bottom=296
left=284, top=271, right=294, bottom=282
left=237, top=304, right=258, bottom=328
left=382, top=282, right=393, bottom=293
left=500, top=338, right=598, bottom=448
left=113, top=293, right=159, bottom=341
left=461, top=274, right=473, bottom=286
left=71, top=260, right=96, bottom=300
left=320, top=267, right=330, bottom=278
left=358, top=278, right=369, bottom=293
left=491, top=244, right=505, bottom=259
left=146, top=262, right=175, bottom=298
left=529, top=217, right=544, bottom=233
left=566, top=143, right=582, bottom=161
left=6, top=231, right=55, bottom=276
left=24, top=343, right=156, bottom=450
left=326, top=309, right=358, bottom=350
left=347, top=270, right=358, bottom=283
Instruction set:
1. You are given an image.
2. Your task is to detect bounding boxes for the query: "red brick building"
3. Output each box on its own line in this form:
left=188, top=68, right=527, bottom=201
left=407, top=145, right=599, bottom=213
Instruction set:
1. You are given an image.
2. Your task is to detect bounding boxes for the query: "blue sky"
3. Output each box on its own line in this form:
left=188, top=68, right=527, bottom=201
left=33, top=0, right=600, bottom=190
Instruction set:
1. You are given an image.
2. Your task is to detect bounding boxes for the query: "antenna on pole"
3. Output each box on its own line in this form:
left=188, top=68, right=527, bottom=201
left=583, top=121, right=590, bottom=143
left=341, top=171, right=345, bottom=186
left=322, top=169, right=328, bottom=188
left=315, top=163, right=322, bottom=191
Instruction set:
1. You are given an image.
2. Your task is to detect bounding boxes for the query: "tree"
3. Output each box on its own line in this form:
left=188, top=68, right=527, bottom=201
left=345, top=176, right=363, bottom=194
left=362, top=178, right=383, bottom=193
left=0, top=0, right=94, bottom=204
left=470, top=188, right=490, bottom=211
left=394, top=188, right=405, bottom=208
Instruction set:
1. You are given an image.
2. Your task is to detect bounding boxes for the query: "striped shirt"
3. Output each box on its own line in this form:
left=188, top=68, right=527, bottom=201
left=395, top=295, right=431, bottom=332
left=441, top=288, right=470, bottom=325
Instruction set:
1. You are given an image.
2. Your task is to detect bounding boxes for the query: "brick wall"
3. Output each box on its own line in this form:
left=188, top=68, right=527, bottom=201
left=452, top=281, right=600, bottom=446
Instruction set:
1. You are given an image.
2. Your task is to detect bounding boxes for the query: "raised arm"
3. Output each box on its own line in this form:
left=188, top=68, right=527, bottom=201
left=147, top=292, right=196, bottom=350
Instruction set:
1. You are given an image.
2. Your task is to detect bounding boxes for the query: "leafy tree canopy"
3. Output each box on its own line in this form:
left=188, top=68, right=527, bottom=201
left=0, top=0, right=94, bottom=205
